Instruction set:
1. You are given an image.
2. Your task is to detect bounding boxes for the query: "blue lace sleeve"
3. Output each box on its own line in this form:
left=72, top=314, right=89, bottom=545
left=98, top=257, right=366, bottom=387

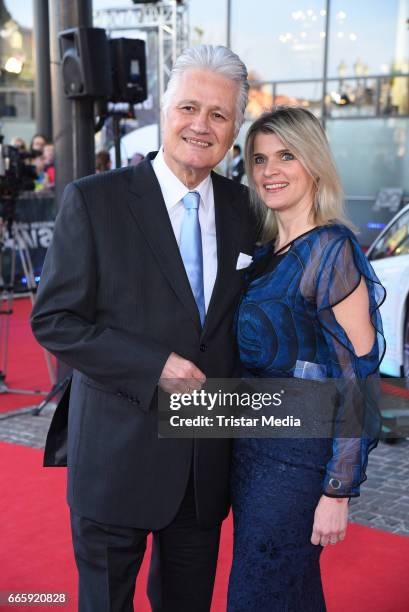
left=306, top=231, right=386, bottom=497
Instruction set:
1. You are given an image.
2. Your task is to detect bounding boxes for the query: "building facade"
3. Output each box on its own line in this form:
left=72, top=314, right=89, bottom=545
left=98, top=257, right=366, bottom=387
left=1, top=0, right=408, bottom=202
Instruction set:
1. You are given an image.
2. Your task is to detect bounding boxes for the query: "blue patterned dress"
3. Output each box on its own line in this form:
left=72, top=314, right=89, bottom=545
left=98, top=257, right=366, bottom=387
left=227, top=224, right=385, bottom=612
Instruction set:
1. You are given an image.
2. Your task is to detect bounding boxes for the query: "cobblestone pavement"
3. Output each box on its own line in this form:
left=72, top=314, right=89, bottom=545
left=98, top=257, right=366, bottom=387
left=1, top=402, right=408, bottom=537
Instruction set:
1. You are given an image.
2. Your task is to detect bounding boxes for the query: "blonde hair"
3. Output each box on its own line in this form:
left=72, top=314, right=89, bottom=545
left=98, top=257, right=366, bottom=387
left=244, top=106, right=354, bottom=243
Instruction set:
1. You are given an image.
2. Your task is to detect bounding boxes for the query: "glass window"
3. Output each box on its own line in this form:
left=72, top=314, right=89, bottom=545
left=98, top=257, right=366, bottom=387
left=190, top=0, right=327, bottom=81
left=0, top=0, right=35, bottom=143
left=327, top=118, right=409, bottom=196
left=326, top=1, right=409, bottom=118
left=327, top=76, right=377, bottom=118
left=328, top=0, right=405, bottom=79
left=325, top=74, right=409, bottom=119
left=273, top=82, right=323, bottom=117
left=369, top=208, right=409, bottom=260
left=0, top=1, right=34, bottom=89
left=189, top=0, right=227, bottom=46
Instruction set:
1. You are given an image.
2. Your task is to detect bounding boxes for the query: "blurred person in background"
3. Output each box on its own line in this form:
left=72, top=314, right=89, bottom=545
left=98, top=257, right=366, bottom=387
left=43, top=143, right=55, bottom=186
left=11, top=136, right=27, bottom=152
left=30, top=133, right=47, bottom=154
left=230, top=143, right=245, bottom=183
left=95, top=149, right=111, bottom=173
left=228, top=107, right=385, bottom=612
left=32, top=154, right=48, bottom=191
left=129, top=152, right=145, bottom=166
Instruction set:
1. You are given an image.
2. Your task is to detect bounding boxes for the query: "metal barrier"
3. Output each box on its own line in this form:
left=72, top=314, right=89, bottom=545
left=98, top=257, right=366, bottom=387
left=1, top=190, right=56, bottom=292
left=248, top=73, right=409, bottom=120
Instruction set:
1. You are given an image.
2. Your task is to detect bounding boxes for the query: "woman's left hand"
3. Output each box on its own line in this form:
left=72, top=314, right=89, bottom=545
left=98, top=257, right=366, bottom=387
left=311, top=495, right=349, bottom=546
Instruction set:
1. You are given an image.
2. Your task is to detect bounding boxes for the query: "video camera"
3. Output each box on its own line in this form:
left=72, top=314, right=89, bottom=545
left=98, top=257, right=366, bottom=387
left=0, top=135, right=40, bottom=225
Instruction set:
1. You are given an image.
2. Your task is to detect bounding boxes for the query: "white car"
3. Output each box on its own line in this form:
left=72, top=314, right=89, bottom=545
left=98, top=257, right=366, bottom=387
left=366, top=203, right=409, bottom=378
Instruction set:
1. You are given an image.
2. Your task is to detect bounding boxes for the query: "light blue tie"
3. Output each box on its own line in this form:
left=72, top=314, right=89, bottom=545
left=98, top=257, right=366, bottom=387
left=180, top=191, right=206, bottom=326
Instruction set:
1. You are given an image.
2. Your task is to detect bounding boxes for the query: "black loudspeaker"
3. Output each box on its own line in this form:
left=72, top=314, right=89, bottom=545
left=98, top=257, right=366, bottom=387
left=59, top=27, right=112, bottom=99
left=109, top=38, right=148, bottom=104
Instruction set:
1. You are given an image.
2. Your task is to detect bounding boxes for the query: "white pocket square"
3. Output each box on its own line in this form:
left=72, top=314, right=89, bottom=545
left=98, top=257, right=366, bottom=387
left=236, top=252, right=253, bottom=270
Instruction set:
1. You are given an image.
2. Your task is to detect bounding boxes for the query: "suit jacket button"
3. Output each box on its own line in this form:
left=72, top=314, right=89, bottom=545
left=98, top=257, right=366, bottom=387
left=116, top=391, right=123, bottom=397
left=200, top=343, right=207, bottom=352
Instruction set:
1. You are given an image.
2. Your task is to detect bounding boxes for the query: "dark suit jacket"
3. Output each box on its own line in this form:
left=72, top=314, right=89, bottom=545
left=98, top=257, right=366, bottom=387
left=31, top=153, right=257, bottom=530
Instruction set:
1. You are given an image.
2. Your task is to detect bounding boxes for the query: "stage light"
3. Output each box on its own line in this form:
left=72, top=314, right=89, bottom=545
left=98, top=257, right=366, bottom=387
left=4, top=57, right=23, bottom=74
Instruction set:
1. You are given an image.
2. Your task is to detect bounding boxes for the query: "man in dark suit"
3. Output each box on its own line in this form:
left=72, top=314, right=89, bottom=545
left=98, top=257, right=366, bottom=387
left=231, top=144, right=245, bottom=183
left=31, top=45, right=256, bottom=612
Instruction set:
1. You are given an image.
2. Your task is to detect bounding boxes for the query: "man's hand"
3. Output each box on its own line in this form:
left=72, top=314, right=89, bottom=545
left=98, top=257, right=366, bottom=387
left=159, top=352, right=206, bottom=394
left=311, top=495, right=348, bottom=546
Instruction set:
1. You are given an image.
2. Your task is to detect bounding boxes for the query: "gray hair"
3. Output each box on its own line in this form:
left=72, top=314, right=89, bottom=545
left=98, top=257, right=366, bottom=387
left=244, top=106, right=354, bottom=243
left=162, top=45, right=249, bottom=136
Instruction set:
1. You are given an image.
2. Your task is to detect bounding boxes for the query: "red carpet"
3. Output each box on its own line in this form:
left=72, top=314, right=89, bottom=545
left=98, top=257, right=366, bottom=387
left=2, top=298, right=409, bottom=610
left=0, top=298, right=52, bottom=413
left=1, top=441, right=408, bottom=612
left=381, top=380, right=409, bottom=399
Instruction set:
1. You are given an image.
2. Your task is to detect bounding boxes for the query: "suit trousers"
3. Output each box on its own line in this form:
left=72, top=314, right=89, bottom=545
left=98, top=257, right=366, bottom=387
left=70, top=469, right=221, bottom=612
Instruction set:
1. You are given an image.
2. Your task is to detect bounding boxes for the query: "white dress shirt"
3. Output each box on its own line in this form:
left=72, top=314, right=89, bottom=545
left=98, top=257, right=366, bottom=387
left=152, top=148, right=218, bottom=311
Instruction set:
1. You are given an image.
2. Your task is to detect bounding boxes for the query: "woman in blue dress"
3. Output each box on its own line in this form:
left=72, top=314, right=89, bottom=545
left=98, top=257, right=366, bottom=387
left=227, top=107, right=385, bottom=611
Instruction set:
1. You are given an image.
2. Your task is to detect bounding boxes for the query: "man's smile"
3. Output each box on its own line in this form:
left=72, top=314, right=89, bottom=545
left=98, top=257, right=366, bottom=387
left=182, top=136, right=212, bottom=148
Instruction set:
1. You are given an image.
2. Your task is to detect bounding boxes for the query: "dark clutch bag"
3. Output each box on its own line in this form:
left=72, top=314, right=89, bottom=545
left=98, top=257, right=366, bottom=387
left=43, top=377, right=71, bottom=467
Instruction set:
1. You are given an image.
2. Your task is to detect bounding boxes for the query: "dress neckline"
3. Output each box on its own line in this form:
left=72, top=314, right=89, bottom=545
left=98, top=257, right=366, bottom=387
left=273, top=225, right=323, bottom=255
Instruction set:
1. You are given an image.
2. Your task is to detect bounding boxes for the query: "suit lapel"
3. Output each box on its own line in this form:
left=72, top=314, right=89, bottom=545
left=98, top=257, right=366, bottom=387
left=126, top=157, right=202, bottom=331
left=204, top=172, right=241, bottom=333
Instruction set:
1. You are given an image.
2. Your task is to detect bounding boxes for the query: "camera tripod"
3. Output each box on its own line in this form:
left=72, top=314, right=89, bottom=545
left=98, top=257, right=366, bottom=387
left=0, top=210, right=56, bottom=400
